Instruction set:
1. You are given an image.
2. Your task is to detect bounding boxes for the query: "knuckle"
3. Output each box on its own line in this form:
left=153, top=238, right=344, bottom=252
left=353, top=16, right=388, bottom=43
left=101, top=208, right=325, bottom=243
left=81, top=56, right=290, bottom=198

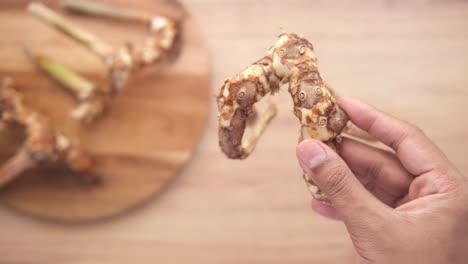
left=407, top=122, right=425, bottom=136
left=362, top=211, right=394, bottom=238
left=367, top=215, right=388, bottom=234
left=463, top=186, right=468, bottom=216
left=348, top=209, right=393, bottom=240
left=390, top=123, right=425, bottom=150
left=433, top=164, right=460, bottom=192
left=433, top=163, right=451, bottom=177
left=348, top=215, right=391, bottom=256
left=324, top=165, right=349, bottom=197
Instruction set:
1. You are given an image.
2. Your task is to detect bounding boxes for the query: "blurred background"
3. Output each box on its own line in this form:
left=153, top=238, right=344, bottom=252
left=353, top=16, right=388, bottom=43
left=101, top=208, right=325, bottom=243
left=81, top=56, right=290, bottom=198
left=1, top=0, right=467, bottom=263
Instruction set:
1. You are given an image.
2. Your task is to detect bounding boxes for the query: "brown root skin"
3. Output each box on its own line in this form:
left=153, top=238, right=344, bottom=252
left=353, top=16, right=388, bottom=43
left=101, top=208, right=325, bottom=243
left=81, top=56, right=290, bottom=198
left=217, top=33, right=350, bottom=202
left=218, top=108, right=249, bottom=159
left=219, top=128, right=244, bottom=159
left=0, top=79, right=95, bottom=187
left=329, top=105, right=349, bottom=134
left=23, top=112, right=57, bottom=161
left=217, top=73, right=277, bottom=159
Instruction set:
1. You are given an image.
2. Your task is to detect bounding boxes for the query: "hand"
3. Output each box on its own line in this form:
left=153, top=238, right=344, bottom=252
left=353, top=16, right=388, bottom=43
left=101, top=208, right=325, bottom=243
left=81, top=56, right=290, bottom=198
left=296, top=97, right=468, bottom=264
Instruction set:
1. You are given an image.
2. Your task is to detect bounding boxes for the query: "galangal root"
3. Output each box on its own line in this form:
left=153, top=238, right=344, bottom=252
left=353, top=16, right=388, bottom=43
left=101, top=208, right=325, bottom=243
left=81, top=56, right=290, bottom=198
left=26, top=50, right=111, bottom=123
left=0, top=78, right=95, bottom=188
left=61, top=0, right=178, bottom=67
left=27, top=1, right=178, bottom=122
left=217, top=33, right=349, bottom=204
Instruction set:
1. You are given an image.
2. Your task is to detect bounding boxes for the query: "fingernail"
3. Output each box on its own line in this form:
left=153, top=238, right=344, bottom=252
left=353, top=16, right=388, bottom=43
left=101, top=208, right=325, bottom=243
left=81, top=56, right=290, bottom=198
left=297, top=140, right=328, bottom=170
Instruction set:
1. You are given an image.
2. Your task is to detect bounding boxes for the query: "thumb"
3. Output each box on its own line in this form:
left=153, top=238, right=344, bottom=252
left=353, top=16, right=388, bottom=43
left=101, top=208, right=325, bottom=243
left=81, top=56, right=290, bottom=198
left=296, top=139, right=387, bottom=222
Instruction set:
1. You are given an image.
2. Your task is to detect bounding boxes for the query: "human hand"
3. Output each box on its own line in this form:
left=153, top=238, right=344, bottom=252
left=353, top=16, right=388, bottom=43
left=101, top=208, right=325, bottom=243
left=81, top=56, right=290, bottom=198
left=296, top=97, right=468, bottom=263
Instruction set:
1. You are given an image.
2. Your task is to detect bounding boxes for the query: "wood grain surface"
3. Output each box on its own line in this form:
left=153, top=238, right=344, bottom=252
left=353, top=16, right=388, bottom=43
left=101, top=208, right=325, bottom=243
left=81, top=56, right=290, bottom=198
left=0, top=0, right=210, bottom=221
left=1, top=0, right=468, bottom=263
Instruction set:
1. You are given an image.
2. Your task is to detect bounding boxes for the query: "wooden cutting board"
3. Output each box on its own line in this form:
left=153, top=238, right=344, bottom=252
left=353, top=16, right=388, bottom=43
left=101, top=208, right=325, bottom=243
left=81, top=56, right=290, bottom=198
left=0, top=0, right=210, bottom=222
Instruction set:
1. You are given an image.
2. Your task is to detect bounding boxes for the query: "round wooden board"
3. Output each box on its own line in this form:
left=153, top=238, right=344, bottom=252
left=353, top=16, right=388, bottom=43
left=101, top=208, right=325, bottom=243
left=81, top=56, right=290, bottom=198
left=0, top=0, right=210, bottom=222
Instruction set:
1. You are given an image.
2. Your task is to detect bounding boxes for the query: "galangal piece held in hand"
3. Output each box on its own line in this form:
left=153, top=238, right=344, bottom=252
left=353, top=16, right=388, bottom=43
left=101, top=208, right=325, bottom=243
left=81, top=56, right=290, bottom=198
left=216, top=33, right=349, bottom=204
left=0, top=78, right=95, bottom=188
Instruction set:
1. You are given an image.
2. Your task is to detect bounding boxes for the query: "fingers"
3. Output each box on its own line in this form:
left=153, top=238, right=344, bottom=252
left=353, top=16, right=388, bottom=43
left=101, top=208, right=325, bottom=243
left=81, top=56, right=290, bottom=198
left=297, top=139, right=388, bottom=223
left=310, top=172, right=394, bottom=220
left=339, top=138, right=413, bottom=202
left=308, top=138, right=411, bottom=219
left=338, top=96, right=449, bottom=176
left=343, top=123, right=376, bottom=142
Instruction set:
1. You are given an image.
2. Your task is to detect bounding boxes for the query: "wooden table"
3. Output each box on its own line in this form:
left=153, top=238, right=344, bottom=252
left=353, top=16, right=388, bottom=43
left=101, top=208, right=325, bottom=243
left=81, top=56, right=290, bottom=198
left=1, top=0, right=467, bottom=263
